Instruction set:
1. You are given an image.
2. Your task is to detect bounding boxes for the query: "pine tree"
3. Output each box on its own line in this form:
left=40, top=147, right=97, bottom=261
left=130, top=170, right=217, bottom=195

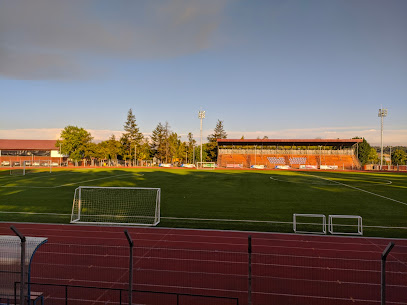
left=151, top=122, right=171, bottom=162
left=207, top=120, right=227, bottom=142
left=121, top=109, right=143, bottom=161
left=206, top=120, right=227, bottom=162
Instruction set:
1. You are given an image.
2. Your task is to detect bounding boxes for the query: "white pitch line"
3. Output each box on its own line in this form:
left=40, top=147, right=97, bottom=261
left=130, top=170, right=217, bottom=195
left=0, top=173, right=139, bottom=188
left=306, top=174, right=407, bottom=206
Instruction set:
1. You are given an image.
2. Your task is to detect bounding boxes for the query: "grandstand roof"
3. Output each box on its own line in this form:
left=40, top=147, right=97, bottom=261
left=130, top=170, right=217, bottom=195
left=0, top=139, right=58, bottom=150
left=217, top=139, right=363, bottom=147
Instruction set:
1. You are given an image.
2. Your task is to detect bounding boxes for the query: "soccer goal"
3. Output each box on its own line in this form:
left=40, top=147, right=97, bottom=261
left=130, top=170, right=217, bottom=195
left=196, top=162, right=216, bottom=170
left=9, top=161, right=49, bottom=175
left=25, top=160, right=53, bottom=174
left=293, top=214, right=327, bottom=234
left=71, top=186, right=161, bottom=226
left=9, top=163, right=25, bottom=176
left=328, top=215, right=363, bottom=235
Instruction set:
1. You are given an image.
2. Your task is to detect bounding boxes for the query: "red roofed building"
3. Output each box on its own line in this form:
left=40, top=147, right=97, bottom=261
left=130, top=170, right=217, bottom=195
left=0, top=139, right=65, bottom=166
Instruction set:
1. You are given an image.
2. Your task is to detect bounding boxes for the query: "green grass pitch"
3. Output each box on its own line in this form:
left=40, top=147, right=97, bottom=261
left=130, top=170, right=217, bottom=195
left=1, top=168, right=406, bottom=238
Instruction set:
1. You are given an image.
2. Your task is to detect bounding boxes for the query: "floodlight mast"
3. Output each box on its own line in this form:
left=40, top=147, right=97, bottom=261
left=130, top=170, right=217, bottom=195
left=198, top=110, right=205, bottom=164
left=378, top=107, right=387, bottom=170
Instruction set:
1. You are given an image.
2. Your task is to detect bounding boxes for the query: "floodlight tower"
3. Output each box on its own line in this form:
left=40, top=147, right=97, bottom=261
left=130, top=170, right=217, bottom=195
left=198, top=110, right=205, bottom=163
left=378, top=107, right=387, bottom=170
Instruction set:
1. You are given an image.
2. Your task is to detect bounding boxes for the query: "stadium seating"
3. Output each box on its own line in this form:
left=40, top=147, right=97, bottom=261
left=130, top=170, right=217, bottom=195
left=218, top=152, right=360, bottom=170
left=289, top=157, right=307, bottom=165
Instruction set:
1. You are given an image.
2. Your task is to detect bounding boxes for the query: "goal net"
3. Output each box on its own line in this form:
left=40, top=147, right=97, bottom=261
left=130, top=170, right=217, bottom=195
left=196, top=162, right=216, bottom=170
left=71, top=186, right=161, bottom=226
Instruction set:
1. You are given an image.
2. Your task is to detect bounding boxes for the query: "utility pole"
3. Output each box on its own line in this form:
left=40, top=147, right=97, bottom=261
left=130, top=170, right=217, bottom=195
left=198, top=110, right=205, bottom=163
left=378, top=107, right=388, bottom=170
left=389, top=146, right=392, bottom=167
left=134, top=143, right=137, bottom=167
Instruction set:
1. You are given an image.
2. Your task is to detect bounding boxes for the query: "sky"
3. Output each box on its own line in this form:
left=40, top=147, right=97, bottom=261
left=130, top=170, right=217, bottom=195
left=0, top=0, right=406, bottom=146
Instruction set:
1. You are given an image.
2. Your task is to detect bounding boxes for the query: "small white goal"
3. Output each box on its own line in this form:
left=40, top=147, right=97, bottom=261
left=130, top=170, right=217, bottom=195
left=328, top=215, right=363, bottom=235
left=196, top=162, right=216, bottom=170
left=293, top=214, right=327, bottom=234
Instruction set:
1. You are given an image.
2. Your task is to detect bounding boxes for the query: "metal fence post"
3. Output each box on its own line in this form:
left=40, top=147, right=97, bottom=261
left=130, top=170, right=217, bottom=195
left=248, top=235, right=252, bottom=305
left=381, top=242, right=395, bottom=305
left=124, top=230, right=134, bottom=305
left=10, top=225, right=26, bottom=305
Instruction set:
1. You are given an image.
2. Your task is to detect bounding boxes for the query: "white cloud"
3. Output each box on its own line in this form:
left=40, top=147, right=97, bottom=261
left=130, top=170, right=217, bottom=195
left=0, top=129, right=63, bottom=140
left=225, top=127, right=407, bottom=146
left=1, top=126, right=406, bottom=146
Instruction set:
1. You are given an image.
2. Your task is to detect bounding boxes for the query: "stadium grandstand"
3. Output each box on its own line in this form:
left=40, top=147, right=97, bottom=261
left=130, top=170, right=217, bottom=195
left=0, top=139, right=65, bottom=167
left=217, top=138, right=363, bottom=170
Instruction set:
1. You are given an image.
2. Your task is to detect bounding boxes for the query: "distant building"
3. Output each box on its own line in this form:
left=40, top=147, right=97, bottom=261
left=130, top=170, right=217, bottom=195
left=0, top=139, right=65, bottom=166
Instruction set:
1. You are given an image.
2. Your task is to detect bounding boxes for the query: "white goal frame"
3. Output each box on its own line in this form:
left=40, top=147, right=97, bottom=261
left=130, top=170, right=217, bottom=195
left=293, top=213, right=327, bottom=234
left=328, top=215, right=363, bottom=236
left=71, top=186, right=161, bottom=226
left=196, top=162, right=216, bottom=170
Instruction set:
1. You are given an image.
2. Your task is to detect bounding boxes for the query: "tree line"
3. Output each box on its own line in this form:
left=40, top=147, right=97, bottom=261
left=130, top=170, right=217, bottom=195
left=56, top=109, right=227, bottom=165
left=55, top=110, right=405, bottom=166
left=355, top=138, right=406, bottom=166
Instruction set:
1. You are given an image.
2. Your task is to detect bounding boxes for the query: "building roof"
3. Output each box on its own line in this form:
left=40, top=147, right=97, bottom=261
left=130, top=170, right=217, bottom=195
left=0, top=139, right=58, bottom=150
left=217, top=138, right=363, bottom=147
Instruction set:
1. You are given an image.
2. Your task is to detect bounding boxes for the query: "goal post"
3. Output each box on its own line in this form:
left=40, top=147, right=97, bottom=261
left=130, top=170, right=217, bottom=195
left=71, top=186, right=161, bottom=226
left=196, top=162, right=216, bottom=170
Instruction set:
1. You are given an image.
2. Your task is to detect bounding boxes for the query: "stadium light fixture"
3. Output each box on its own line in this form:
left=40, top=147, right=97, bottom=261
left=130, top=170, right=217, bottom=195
left=198, top=110, right=205, bottom=163
left=378, top=107, right=387, bottom=170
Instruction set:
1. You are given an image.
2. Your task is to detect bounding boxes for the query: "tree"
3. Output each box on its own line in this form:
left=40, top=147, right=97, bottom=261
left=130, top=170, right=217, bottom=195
left=206, top=120, right=227, bottom=162
left=106, top=134, right=122, bottom=162
left=168, top=132, right=183, bottom=163
left=392, top=149, right=407, bottom=165
left=121, top=109, right=143, bottom=161
left=137, top=137, right=153, bottom=161
left=367, top=147, right=379, bottom=164
left=356, top=138, right=376, bottom=165
left=57, top=126, right=93, bottom=163
left=187, top=132, right=196, bottom=163
left=207, top=120, right=227, bottom=142
left=82, top=142, right=99, bottom=164
left=151, top=122, right=170, bottom=163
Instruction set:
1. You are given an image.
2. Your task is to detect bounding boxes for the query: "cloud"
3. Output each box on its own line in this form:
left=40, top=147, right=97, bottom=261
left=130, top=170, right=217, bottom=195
left=225, top=127, right=407, bottom=146
left=0, top=0, right=228, bottom=79
left=2, top=126, right=405, bottom=146
left=0, top=128, right=141, bottom=143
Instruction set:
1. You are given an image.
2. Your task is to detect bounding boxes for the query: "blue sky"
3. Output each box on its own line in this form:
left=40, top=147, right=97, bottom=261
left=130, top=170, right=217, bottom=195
left=0, top=0, right=406, bottom=145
